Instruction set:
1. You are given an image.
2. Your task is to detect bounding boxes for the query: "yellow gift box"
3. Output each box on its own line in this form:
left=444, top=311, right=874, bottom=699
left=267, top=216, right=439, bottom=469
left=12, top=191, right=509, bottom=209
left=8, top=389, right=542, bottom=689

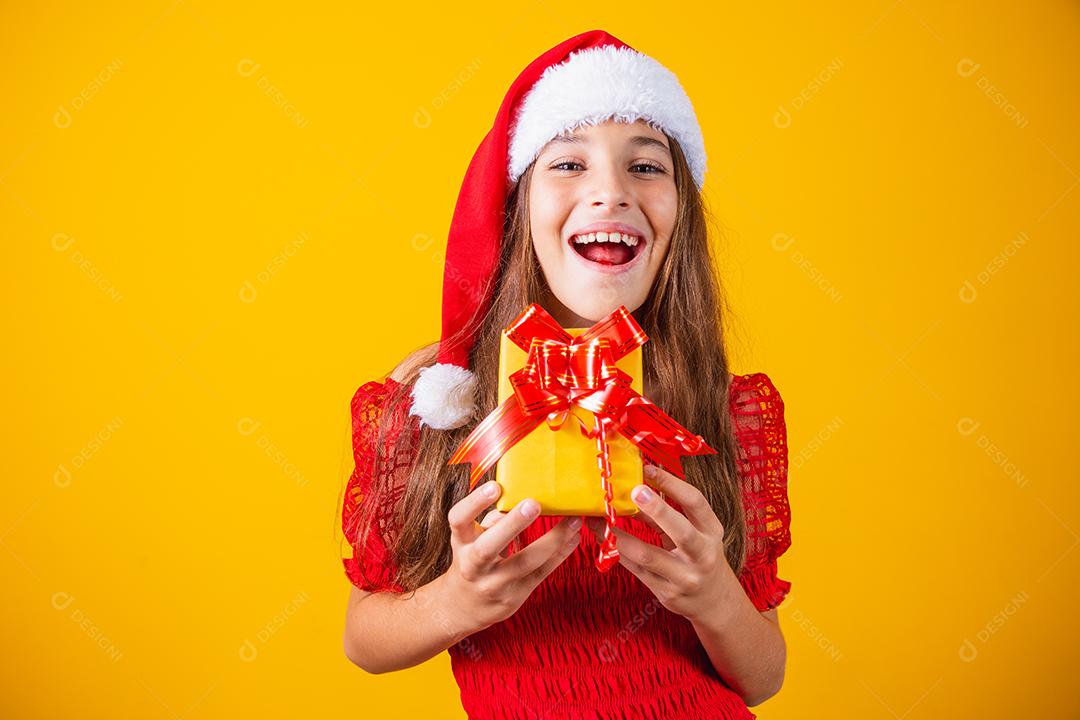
left=493, top=327, right=643, bottom=517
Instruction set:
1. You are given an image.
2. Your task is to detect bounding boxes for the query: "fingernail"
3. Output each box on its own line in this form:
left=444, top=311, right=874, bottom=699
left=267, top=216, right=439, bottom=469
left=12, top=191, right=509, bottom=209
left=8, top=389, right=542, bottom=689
left=644, top=465, right=658, bottom=477
left=632, top=485, right=654, bottom=504
left=521, top=499, right=540, bottom=519
left=569, top=517, right=583, bottom=530
left=483, top=481, right=499, bottom=497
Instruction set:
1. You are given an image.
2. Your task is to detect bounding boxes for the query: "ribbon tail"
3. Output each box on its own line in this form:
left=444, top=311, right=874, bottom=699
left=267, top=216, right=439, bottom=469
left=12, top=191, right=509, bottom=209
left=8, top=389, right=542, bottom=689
left=593, top=413, right=620, bottom=573
left=596, top=531, right=620, bottom=572
left=449, top=396, right=542, bottom=489
left=613, top=399, right=719, bottom=480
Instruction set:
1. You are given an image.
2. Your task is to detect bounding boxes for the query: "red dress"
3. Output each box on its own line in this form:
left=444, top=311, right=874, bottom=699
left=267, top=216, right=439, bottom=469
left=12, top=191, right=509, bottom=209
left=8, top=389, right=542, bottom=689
left=342, top=373, right=793, bottom=719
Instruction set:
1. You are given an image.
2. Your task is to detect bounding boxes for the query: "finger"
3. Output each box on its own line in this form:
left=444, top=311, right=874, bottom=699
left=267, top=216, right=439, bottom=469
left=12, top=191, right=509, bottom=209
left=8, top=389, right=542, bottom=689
left=470, top=497, right=543, bottom=567
left=643, top=465, right=725, bottom=536
left=500, top=516, right=582, bottom=581
left=614, top=546, right=671, bottom=593
left=631, top=506, right=667, bottom=537
left=592, top=514, right=675, bottom=552
left=480, top=510, right=510, bottom=558
left=480, top=510, right=506, bottom=529
left=584, top=522, right=680, bottom=581
left=640, top=516, right=677, bottom=552
left=585, top=515, right=671, bottom=552
left=448, top=480, right=502, bottom=545
left=631, top=483, right=706, bottom=560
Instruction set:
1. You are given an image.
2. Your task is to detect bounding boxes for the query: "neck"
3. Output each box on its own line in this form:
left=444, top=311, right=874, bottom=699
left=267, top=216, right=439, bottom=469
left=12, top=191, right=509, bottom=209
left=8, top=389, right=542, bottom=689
left=540, top=293, right=594, bottom=329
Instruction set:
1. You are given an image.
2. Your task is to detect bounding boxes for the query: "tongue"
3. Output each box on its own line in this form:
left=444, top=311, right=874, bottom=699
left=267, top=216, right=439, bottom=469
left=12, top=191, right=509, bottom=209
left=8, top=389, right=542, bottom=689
left=578, top=241, right=634, bottom=265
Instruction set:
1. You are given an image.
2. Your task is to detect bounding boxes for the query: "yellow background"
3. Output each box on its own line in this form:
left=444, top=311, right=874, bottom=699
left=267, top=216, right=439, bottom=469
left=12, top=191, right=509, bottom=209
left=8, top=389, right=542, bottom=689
left=3, top=2, right=1077, bottom=718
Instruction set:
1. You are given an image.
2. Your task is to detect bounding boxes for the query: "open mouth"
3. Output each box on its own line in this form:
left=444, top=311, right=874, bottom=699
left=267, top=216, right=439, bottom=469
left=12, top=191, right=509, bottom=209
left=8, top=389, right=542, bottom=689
left=568, top=231, right=647, bottom=268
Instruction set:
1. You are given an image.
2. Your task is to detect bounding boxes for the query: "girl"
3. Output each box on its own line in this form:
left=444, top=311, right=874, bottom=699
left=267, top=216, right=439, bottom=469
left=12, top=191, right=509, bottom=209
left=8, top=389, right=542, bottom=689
left=340, top=30, right=793, bottom=720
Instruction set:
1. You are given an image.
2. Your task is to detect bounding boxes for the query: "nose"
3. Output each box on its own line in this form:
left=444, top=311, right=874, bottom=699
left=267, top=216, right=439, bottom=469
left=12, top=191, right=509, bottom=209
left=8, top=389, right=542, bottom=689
left=589, top=163, right=631, bottom=209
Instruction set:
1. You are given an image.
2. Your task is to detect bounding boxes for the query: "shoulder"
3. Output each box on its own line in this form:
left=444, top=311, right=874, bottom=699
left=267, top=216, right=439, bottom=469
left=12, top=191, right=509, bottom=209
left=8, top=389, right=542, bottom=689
left=732, top=372, right=793, bottom=577
left=728, top=370, right=784, bottom=405
left=727, top=371, right=787, bottom=443
left=349, top=343, right=437, bottom=424
left=388, top=342, right=440, bottom=384
left=728, top=371, right=784, bottom=404
left=350, top=342, right=439, bottom=408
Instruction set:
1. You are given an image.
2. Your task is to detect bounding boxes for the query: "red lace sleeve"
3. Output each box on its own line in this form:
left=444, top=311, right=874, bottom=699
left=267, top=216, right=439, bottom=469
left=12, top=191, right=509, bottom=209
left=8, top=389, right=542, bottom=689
left=340, top=377, right=414, bottom=593
left=731, top=372, right=793, bottom=611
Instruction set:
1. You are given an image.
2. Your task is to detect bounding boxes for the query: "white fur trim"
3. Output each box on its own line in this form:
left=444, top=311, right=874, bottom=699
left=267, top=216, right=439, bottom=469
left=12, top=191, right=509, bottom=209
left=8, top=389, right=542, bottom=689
left=509, top=45, right=707, bottom=189
left=409, top=363, right=478, bottom=430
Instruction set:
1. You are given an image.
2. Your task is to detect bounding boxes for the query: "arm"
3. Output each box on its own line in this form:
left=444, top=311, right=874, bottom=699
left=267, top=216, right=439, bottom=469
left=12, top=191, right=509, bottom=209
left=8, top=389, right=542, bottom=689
left=688, top=571, right=786, bottom=706
left=343, top=576, right=479, bottom=674
left=343, top=343, right=468, bottom=673
left=586, top=465, right=788, bottom=707
left=343, top=480, right=582, bottom=674
left=341, top=347, right=580, bottom=673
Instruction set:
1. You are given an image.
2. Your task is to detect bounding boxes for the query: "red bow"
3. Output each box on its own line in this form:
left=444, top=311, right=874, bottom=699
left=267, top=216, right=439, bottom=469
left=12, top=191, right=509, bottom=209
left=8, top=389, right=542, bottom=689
left=449, top=303, right=716, bottom=572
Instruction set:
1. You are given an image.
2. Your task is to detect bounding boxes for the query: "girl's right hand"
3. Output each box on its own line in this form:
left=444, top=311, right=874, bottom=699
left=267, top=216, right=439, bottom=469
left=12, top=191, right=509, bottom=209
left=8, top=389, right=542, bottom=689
left=444, top=480, right=582, bottom=631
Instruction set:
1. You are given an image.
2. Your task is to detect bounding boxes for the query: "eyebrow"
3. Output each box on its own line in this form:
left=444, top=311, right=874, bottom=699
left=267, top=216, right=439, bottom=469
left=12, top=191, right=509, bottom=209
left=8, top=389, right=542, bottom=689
left=547, top=133, right=672, bottom=157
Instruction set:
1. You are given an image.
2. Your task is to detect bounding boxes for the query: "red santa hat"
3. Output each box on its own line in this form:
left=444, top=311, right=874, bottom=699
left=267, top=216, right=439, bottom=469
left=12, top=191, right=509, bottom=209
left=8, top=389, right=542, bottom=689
left=410, top=29, right=707, bottom=430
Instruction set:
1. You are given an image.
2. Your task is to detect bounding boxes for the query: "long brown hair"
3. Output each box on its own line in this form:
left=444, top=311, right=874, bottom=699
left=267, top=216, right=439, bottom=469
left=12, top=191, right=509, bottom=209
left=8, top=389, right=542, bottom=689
left=347, top=132, right=747, bottom=595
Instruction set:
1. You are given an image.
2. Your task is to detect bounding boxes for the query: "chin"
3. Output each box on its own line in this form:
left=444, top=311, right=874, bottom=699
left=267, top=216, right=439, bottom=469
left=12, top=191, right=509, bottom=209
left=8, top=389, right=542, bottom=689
left=557, top=291, right=645, bottom=326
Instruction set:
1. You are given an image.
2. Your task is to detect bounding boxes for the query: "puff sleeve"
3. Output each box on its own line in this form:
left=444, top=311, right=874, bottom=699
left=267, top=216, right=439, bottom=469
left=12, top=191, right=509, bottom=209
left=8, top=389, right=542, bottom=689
left=340, top=378, right=414, bottom=593
left=731, top=372, right=793, bottom=611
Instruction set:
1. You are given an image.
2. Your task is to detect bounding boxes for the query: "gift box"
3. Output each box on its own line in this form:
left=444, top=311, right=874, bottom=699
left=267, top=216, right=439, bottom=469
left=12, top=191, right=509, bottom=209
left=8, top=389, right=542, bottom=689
left=449, top=302, right=717, bottom=571
left=493, top=325, right=643, bottom=517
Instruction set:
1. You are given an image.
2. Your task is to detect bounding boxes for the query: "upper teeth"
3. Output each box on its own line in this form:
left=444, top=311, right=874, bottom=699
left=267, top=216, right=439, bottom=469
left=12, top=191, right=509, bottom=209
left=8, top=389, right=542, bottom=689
left=572, top=232, right=640, bottom=247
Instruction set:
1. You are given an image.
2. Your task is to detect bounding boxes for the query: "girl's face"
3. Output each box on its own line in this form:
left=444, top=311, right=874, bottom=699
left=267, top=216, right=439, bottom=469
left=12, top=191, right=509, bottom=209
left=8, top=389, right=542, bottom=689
left=528, top=118, right=677, bottom=327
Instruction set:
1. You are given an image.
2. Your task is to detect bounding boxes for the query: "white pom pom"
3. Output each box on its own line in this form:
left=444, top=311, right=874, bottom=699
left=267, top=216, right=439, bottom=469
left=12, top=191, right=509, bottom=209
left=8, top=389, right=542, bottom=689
left=409, top=363, right=478, bottom=430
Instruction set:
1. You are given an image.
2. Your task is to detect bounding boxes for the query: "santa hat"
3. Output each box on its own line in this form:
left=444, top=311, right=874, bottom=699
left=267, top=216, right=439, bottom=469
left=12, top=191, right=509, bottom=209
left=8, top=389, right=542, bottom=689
left=409, top=29, right=707, bottom=430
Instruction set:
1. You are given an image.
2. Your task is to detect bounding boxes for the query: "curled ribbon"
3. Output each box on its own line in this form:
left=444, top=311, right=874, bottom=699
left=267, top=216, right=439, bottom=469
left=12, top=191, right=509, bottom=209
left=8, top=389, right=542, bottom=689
left=449, top=303, right=717, bottom=572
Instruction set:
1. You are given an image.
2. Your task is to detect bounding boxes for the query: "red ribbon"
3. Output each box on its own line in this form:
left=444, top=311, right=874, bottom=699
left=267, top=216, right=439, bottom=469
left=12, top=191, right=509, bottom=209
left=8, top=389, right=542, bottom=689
left=449, top=303, right=717, bottom=572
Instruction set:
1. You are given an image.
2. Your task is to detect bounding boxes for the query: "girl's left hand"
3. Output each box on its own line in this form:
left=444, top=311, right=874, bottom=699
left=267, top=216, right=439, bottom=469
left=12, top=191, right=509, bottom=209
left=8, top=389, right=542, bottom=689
left=585, top=464, right=736, bottom=622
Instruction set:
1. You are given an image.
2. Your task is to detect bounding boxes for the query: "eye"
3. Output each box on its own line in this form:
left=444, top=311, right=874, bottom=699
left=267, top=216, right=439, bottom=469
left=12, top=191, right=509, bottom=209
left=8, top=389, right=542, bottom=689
left=547, top=159, right=668, bottom=174
left=631, top=161, right=666, bottom=174
left=550, top=159, right=584, bottom=171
